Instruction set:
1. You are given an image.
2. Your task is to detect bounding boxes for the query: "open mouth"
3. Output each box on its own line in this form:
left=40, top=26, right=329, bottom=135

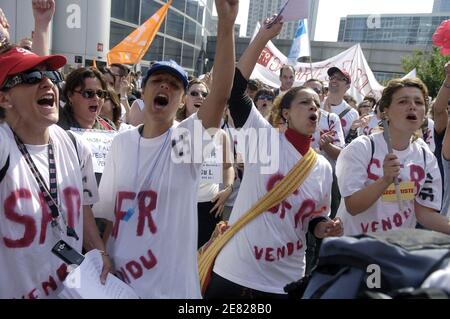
left=406, top=114, right=418, bottom=121
left=194, top=103, right=202, bottom=108
left=37, top=94, right=55, bottom=108
left=154, top=94, right=169, bottom=108
left=89, top=105, right=98, bottom=113
left=309, top=113, right=318, bottom=122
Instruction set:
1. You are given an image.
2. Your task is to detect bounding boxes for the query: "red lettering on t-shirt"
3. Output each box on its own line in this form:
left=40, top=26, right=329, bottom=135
left=3, top=189, right=36, bottom=248
left=367, top=159, right=381, bottom=181
left=42, top=275, right=57, bottom=296
left=140, top=249, right=157, bottom=270
left=56, top=263, right=69, bottom=282
left=410, top=164, right=425, bottom=194
left=39, top=193, right=52, bottom=244
left=126, top=260, right=143, bottom=280
left=63, top=187, right=81, bottom=229
left=267, top=173, right=298, bottom=219
left=276, top=246, right=286, bottom=260
left=112, top=191, right=136, bottom=238
left=254, top=246, right=264, bottom=260
left=361, top=222, right=369, bottom=234
left=265, top=247, right=275, bottom=262
left=294, top=199, right=316, bottom=229
left=136, top=191, right=157, bottom=236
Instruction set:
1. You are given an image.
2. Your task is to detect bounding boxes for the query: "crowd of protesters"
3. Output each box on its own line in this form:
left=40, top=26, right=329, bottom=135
left=1, top=0, right=450, bottom=300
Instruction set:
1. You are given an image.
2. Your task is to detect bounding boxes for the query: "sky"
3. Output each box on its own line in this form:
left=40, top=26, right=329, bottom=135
left=235, top=0, right=435, bottom=40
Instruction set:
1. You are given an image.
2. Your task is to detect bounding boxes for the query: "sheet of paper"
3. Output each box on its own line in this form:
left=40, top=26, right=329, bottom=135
left=280, top=0, right=310, bottom=22
left=58, top=249, right=139, bottom=299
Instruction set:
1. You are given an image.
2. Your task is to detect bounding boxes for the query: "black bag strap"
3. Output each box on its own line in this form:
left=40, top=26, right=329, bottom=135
left=368, top=135, right=375, bottom=161
left=65, top=130, right=81, bottom=165
left=0, top=155, right=10, bottom=183
left=338, top=107, right=352, bottom=119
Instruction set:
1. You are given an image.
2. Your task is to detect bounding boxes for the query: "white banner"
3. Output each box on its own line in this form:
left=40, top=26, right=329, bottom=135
left=250, top=39, right=385, bottom=102
left=70, top=128, right=118, bottom=174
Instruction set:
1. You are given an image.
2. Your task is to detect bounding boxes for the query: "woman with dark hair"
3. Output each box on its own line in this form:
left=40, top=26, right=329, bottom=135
left=58, top=67, right=116, bottom=130
left=253, top=88, right=275, bottom=119
left=99, top=87, right=121, bottom=129
left=205, top=17, right=342, bottom=299
left=336, top=78, right=450, bottom=236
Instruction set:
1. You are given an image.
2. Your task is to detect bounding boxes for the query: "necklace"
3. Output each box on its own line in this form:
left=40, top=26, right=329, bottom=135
left=123, top=125, right=172, bottom=221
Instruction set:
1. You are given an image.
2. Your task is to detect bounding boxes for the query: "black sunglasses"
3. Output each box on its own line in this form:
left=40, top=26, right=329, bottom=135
left=189, top=90, right=208, bottom=98
left=257, top=95, right=274, bottom=101
left=74, top=89, right=107, bottom=99
left=2, top=70, right=63, bottom=90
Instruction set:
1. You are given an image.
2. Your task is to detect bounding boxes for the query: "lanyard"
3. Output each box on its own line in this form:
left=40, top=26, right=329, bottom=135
left=13, top=131, right=79, bottom=240
left=124, top=126, right=171, bottom=221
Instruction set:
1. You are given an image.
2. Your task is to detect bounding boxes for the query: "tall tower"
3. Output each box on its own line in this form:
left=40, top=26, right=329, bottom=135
left=309, top=0, right=320, bottom=40
left=245, top=0, right=300, bottom=40
left=433, top=0, right=450, bottom=12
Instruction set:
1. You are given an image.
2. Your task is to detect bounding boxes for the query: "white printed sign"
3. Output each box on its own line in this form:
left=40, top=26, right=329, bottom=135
left=70, top=128, right=117, bottom=174
left=250, top=23, right=385, bottom=102
left=200, top=162, right=223, bottom=184
left=200, top=145, right=223, bottom=184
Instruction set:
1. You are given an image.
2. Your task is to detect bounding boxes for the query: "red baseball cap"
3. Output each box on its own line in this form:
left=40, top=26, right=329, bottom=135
left=0, top=47, right=67, bottom=88
left=327, top=66, right=351, bottom=84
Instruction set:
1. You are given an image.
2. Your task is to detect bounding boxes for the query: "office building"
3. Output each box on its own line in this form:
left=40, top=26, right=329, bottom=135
left=433, top=0, right=450, bottom=13
left=1, top=0, right=213, bottom=74
left=338, top=13, right=450, bottom=45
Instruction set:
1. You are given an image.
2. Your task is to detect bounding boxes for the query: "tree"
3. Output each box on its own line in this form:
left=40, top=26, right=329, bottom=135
left=402, top=46, right=450, bottom=98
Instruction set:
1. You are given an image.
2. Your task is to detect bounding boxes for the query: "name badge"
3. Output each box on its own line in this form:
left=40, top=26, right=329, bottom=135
left=382, top=181, right=415, bottom=202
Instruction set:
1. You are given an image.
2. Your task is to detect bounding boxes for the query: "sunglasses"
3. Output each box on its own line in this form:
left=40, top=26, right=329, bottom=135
left=189, top=90, right=208, bottom=98
left=257, top=95, right=274, bottom=101
left=74, top=89, right=107, bottom=99
left=2, top=70, right=63, bottom=90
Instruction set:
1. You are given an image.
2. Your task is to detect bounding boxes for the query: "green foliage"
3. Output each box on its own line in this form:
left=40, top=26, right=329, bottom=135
left=402, top=46, right=450, bottom=98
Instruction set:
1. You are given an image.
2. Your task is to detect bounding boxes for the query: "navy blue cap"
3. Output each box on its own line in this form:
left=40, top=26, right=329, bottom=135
left=143, top=60, right=188, bottom=90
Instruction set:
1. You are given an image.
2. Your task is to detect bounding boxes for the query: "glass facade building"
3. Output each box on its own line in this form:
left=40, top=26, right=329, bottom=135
left=433, top=0, right=450, bottom=13
left=337, top=14, right=450, bottom=45
left=110, top=0, right=214, bottom=74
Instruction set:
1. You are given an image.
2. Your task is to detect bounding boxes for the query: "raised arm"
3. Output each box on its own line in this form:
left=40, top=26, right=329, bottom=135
left=32, top=0, right=55, bottom=56
left=228, top=16, right=283, bottom=128
left=197, top=0, right=238, bottom=129
left=443, top=118, right=450, bottom=160
left=432, top=62, right=450, bottom=135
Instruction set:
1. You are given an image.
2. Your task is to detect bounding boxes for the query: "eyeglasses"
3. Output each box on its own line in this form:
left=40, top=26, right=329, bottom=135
left=189, top=90, right=208, bottom=98
left=2, top=70, right=63, bottom=90
left=74, top=89, right=107, bottom=99
left=329, top=75, right=348, bottom=82
left=257, top=95, right=274, bottom=101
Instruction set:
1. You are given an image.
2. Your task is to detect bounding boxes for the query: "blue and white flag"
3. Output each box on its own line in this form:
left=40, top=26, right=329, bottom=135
left=288, top=19, right=310, bottom=63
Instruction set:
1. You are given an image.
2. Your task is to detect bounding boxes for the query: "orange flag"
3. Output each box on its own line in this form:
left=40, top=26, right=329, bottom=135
left=92, top=57, right=97, bottom=69
left=107, top=0, right=172, bottom=65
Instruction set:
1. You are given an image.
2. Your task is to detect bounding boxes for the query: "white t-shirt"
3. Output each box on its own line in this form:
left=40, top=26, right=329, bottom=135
left=0, top=123, right=98, bottom=299
left=198, top=130, right=225, bottom=203
left=357, top=113, right=380, bottom=136
left=93, top=114, right=205, bottom=299
left=336, top=133, right=442, bottom=236
left=330, top=101, right=359, bottom=138
left=421, top=118, right=435, bottom=153
left=311, top=109, right=345, bottom=163
left=213, top=106, right=333, bottom=294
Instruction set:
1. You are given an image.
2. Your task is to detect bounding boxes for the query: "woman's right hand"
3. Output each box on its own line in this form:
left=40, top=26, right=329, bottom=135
left=382, top=153, right=401, bottom=185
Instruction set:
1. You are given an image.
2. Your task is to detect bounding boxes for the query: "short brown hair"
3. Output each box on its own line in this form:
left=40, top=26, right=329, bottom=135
left=379, top=78, right=429, bottom=114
